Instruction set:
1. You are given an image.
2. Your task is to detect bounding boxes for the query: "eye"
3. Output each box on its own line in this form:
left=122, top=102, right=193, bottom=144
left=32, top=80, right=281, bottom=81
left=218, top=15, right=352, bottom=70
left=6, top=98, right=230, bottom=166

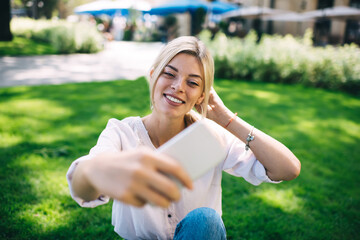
left=188, top=80, right=200, bottom=87
left=163, top=71, right=175, bottom=78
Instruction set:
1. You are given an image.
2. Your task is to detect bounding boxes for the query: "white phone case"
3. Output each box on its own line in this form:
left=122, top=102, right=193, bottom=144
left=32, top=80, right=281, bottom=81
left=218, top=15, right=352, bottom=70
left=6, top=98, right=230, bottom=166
left=157, top=119, right=227, bottom=183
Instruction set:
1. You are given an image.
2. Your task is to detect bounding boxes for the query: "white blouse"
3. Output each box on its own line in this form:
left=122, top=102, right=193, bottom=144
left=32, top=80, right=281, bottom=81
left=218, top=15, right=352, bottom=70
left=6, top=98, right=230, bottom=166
left=66, top=117, right=279, bottom=240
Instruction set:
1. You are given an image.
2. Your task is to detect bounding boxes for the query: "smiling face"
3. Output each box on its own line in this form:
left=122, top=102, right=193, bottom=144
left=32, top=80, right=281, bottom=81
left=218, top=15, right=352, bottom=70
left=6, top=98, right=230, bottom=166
left=152, top=53, right=205, bottom=119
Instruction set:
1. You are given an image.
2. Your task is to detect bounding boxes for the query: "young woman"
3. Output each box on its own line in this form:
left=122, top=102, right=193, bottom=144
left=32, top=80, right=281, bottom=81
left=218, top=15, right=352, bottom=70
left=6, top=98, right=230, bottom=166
left=67, top=36, right=301, bottom=239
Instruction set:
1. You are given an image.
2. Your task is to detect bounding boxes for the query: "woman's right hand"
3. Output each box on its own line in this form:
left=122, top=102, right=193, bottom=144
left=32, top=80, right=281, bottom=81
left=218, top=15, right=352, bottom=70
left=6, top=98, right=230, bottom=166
left=71, top=147, right=193, bottom=208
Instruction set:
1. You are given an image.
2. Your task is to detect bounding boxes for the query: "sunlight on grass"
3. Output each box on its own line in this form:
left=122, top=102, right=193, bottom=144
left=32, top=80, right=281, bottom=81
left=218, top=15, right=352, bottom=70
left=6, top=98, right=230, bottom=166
left=14, top=154, right=72, bottom=232
left=246, top=90, right=282, bottom=104
left=59, top=124, right=95, bottom=136
left=0, top=98, right=73, bottom=145
left=294, top=120, right=317, bottom=131
left=0, top=98, right=73, bottom=134
left=19, top=198, right=71, bottom=233
left=33, top=134, right=68, bottom=145
left=293, top=118, right=359, bottom=145
left=0, top=99, right=72, bottom=120
left=0, top=132, right=23, bottom=147
left=99, top=104, right=136, bottom=117
left=320, top=119, right=359, bottom=142
left=254, top=187, right=304, bottom=213
left=16, top=154, right=47, bottom=169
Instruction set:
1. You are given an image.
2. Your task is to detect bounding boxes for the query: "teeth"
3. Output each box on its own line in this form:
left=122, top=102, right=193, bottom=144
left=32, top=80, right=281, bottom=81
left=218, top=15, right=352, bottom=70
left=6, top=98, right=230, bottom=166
left=166, top=95, right=183, bottom=104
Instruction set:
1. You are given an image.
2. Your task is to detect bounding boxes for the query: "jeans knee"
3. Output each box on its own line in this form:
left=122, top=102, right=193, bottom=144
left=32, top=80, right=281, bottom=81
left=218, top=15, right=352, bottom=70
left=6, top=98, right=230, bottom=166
left=187, top=207, right=222, bottom=227
left=174, top=207, right=226, bottom=240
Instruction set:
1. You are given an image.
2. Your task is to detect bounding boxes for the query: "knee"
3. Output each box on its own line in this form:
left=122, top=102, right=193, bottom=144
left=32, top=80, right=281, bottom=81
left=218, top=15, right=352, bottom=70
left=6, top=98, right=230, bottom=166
left=174, top=207, right=226, bottom=240
left=186, top=207, right=223, bottom=228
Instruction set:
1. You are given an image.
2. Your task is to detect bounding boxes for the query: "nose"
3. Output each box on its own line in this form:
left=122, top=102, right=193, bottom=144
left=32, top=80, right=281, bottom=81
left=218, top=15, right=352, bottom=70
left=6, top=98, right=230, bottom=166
left=171, top=78, right=185, bottom=93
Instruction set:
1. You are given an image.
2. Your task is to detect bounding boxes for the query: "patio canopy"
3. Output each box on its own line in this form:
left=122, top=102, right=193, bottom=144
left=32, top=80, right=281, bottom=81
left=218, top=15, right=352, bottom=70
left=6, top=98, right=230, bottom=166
left=74, top=0, right=151, bottom=16
left=263, top=12, right=314, bottom=22
left=301, top=6, right=360, bottom=20
left=221, top=5, right=360, bottom=22
left=221, top=6, right=289, bottom=19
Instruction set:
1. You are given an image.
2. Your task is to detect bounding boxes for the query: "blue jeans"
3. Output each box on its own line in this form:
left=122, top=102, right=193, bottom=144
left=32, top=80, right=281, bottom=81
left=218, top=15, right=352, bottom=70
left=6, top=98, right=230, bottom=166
left=173, top=207, right=227, bottom=240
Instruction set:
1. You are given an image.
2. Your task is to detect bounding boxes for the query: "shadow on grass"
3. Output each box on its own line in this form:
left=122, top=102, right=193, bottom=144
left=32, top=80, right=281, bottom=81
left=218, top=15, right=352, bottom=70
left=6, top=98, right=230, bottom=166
left=0, top=78, right=359, bottom=239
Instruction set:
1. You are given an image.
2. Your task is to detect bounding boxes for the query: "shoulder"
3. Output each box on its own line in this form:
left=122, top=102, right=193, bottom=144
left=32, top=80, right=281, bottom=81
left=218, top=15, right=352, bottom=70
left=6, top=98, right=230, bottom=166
left=96, top=116, right=145, bottom=148
left=101, top=116, right=144, bottom=137
left=106, top=116, right=141, bottom=130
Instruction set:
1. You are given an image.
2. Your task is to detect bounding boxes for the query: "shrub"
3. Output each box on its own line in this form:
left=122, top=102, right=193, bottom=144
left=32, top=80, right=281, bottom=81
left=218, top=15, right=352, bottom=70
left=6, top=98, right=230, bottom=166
left=199, top=29, right=360, bottom=95
left=11, top=18, right=104, bottom=54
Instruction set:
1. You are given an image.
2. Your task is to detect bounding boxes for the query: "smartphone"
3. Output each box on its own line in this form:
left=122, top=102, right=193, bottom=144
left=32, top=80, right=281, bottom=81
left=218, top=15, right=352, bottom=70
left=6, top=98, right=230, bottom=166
left=157, top=119, right=227, bottom=185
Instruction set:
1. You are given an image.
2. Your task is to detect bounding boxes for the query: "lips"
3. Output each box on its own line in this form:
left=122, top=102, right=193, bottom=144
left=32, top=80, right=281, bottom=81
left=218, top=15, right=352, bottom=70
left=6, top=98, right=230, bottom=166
left=163, top=93, right=185, bottom=105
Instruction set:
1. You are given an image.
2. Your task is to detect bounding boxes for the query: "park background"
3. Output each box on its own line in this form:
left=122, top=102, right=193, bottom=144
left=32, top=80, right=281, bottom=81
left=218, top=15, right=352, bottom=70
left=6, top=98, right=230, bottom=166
left=1, top=0, right=360, bottom=239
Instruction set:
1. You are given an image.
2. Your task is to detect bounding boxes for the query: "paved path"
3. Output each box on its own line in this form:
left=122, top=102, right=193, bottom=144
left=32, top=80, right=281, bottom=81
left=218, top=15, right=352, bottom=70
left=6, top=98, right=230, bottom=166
left=0, top=41, right=164, bottom=87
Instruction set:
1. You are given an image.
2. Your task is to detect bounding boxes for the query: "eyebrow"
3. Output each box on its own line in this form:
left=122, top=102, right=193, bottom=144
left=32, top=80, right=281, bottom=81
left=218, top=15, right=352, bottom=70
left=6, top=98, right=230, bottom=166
left=165, top=64, right=203, bottom=80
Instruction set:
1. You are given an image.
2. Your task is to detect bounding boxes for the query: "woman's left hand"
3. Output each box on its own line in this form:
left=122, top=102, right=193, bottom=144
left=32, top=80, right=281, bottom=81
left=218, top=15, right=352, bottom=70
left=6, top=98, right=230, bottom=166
left=198, top=87, right=233, bottom=127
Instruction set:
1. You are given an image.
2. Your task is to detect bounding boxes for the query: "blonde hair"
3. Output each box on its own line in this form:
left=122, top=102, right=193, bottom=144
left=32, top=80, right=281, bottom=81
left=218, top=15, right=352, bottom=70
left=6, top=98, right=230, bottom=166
left=148, top=36, right=214, bottom=120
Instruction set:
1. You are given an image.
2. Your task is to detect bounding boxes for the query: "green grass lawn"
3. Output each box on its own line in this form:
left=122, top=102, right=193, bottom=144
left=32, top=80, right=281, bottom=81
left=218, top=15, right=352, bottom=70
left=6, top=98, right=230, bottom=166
left=1, top=78, right=359, bottom=239
left=0, top=36, right=57, bottom=56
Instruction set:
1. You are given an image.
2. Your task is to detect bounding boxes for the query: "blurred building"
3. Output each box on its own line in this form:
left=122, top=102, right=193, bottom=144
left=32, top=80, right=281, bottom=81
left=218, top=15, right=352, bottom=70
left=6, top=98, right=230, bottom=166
left=230, top=0, right=360, bottom=45
left=146, top=0, right=359, bottom=45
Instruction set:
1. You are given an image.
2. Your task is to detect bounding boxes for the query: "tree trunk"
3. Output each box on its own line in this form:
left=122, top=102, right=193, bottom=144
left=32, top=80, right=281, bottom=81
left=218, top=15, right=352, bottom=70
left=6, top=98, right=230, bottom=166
left=0, top=0, right=13, bottom=41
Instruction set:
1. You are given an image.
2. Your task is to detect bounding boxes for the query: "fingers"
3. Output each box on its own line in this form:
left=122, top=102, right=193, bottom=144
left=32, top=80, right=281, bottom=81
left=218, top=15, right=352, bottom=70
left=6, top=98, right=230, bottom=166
left=146, top=151, right=193, bottom=190
left=120, top=191, right=146, bottom=207
left=138, top=169, right=182, bottom=200
left=116, top=171, right=181, bottom=208
left=135, top=182, right=173, bottom=208
left=117, top=180, right=175, bottom=208
left=209, top=87, right=217, bottom=99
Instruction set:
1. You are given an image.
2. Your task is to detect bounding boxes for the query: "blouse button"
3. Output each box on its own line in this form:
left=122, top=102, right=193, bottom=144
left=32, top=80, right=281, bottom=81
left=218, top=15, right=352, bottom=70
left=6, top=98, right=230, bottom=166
left=168, top=214, right=172, bottom=218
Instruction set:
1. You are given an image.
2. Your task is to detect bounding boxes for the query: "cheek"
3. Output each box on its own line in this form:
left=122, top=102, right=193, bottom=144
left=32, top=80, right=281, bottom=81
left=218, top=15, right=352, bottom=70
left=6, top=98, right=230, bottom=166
left=153, top=79, right=165, bottom=94
left=189, top=91, right=204, bottom=105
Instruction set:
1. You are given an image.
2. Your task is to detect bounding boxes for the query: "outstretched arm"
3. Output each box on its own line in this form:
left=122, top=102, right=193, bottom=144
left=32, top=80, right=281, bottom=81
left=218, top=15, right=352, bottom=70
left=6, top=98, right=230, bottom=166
left=199, top=87, right=300, bottom=181
left=71, top=148, right=193, bottom=208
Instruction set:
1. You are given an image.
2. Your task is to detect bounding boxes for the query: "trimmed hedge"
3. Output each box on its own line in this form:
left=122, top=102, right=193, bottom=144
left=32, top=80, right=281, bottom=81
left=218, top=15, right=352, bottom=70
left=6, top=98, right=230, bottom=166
left=199, top=30, right=360, bottom=95
left=11, top=18, right=104, bottom=54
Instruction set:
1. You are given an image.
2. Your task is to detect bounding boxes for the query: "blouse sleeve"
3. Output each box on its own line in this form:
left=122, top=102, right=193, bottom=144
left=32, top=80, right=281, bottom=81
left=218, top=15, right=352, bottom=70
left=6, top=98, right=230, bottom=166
left=221, top=128, right=281, bottom=186
left=66, top=119, right=123, bottom=208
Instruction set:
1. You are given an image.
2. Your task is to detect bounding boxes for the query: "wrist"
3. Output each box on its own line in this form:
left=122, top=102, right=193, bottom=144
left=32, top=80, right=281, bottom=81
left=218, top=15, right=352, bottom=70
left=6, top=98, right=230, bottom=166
left=224, top=112, right=238, bottom=128
left=74, top=160, right=99, bottom=201
left=211, top=107, right=233, bottom=126
left=215, top=109, right=235, bottom=127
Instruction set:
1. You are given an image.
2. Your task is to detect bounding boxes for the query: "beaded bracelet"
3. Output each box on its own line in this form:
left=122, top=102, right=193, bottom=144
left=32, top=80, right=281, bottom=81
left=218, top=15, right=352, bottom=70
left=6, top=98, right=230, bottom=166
left=225, top=112, right=238, bottom=128
left=245, top=126, right=255, bottom=151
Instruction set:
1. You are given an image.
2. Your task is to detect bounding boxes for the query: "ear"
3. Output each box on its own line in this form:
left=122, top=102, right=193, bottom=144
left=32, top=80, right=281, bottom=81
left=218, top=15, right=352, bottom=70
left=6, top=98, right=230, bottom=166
left=196, top=92, right=205, bottom=105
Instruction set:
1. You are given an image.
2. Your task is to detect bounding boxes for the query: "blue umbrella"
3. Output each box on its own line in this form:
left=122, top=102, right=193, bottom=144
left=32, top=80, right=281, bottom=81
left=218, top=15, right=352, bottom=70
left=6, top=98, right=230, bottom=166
left=74, top=0, right=150, bottom=16
left=147, top=0, right=208, bottom=16
left=147, top=0, right=238, bottom=16
left=208, top=0, right=239, bottom=14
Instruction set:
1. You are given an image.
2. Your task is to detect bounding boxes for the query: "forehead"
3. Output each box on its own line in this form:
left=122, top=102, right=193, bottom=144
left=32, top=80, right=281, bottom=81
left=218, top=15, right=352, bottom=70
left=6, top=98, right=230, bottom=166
left=166, top=53, right=203, bottom=76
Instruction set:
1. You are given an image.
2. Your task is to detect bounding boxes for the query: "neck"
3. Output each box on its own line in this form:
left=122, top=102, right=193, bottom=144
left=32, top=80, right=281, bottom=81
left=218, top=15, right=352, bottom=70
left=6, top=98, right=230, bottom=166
left=142, top=113, right=187, bottom=148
